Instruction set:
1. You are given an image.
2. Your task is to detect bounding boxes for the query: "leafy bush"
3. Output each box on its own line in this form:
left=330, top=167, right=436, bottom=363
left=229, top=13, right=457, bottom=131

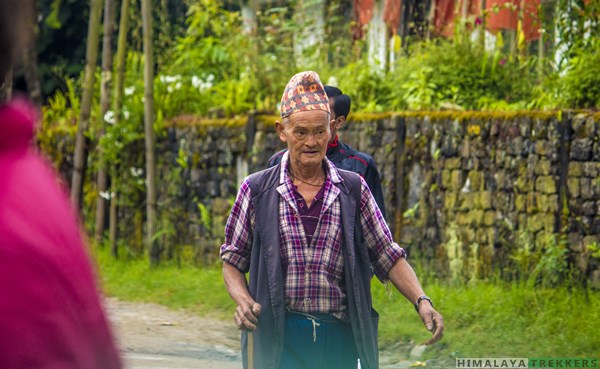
left=161, top=0, right=299, bottom=117
left=387, top=40, right=537, bottom=111
left=560, top=39, right=600, bottom=109
left=333, top=57, right=391, bottom=112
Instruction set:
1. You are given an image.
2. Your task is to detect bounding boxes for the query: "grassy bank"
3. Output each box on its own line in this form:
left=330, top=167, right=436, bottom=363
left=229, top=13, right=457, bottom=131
left=94, top=247, right=599, bottom=361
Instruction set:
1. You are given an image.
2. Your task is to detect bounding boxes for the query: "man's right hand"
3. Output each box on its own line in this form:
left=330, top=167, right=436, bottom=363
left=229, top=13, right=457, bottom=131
left=222, top=262, right=262, bottom=331
left=234, top=300, right=262, bottom=331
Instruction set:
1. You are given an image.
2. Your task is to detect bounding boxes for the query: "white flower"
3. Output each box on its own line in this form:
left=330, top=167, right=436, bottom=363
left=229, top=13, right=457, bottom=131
left=192, top=75, right=202, bottom=89
left=99, top=191, right=113, bottom=200
left=130, top=167, right=144, bottom=177
left=104, top=110, right=116, bottom=125
left=160, top=75, right=181, bottom=84
left=124, top=86, right=136, bottom=96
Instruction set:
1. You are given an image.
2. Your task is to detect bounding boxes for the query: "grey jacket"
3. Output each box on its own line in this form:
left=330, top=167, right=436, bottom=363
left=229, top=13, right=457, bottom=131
left=242, top=164, right=379, bottom=369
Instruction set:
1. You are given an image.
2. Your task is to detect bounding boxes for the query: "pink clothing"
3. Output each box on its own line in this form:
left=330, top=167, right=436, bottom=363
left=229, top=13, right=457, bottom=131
left=0, top=100, right=122, bottom=369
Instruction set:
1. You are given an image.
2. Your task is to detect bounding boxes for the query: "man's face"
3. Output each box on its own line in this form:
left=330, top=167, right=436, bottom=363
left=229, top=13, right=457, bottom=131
left=276, top=110, right=332, bottom=169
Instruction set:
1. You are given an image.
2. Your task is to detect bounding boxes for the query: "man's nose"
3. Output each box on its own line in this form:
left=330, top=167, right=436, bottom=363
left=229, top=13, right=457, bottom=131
left=304, top=133, right=318, bottom=145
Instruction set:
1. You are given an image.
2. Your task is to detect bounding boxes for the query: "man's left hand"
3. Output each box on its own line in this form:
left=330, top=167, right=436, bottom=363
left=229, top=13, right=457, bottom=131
left=417, top=301, right=444, bottom=345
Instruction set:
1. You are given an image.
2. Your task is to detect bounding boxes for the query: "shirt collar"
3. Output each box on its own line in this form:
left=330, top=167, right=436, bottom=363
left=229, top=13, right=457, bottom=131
left=327, top=135, right=339, bottom=155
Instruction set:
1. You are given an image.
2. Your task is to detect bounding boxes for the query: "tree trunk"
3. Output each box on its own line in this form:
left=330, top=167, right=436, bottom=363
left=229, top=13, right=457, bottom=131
left=95, top=0, right=117, bottom=244
left=426, top=0, right=436, bottom=40
left=0, top=68, right=12, bottom=103
left=71, top=0, right=103, bottom=209
left=24, top=2, right=42, bottom=108
left=108, top=0, right=131, bottom=258
left=141, top=0, right=159, bottom=265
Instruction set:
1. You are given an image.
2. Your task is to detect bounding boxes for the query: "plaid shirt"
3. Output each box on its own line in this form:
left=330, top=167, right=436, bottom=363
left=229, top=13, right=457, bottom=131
left=220, top=151, right=406, bottom=318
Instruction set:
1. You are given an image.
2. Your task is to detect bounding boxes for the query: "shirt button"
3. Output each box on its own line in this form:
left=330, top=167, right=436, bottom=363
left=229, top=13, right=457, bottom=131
left=295, top=213, right=300, bottom=218
left=306, top=267, right=312, bottom=273
left=304, top=297, right=311, bottom=304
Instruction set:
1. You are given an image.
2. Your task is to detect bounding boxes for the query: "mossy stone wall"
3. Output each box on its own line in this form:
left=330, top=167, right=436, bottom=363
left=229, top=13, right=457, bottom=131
left=44, top=112, right=600, bottom=285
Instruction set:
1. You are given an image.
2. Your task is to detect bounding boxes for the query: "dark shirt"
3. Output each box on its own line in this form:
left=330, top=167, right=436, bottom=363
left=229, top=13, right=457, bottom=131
left=292, top=183, right=325, bottom=247
left=268, top=135, right=387, bottom=220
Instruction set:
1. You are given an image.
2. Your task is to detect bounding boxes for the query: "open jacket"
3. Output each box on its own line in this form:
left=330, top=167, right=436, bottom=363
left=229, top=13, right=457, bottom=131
left=242, top=164, right=379, bottom=369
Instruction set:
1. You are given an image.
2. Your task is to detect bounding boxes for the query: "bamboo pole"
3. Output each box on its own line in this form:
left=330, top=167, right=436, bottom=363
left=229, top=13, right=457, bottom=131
left=248, top=331, right=254, bottom=369
left=71, top=0, right=103, bottom=209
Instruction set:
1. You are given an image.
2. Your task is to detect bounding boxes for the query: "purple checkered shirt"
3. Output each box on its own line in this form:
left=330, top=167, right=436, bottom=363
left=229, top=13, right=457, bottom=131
left=220, top=151, right=406, bottom=318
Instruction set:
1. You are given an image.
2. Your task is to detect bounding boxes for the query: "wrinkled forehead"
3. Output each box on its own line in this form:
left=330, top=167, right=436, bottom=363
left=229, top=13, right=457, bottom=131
left=285, top=110, right=331, bottom=127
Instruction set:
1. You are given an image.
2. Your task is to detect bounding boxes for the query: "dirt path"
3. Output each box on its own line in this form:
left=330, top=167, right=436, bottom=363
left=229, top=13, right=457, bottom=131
left=106, top=298, right=241, bottom=369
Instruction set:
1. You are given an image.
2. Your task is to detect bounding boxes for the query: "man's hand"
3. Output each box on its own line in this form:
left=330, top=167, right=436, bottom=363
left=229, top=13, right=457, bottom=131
left=222, top=262, right=262, bottom=331
left=417, top=301, right=444, bottom=345
left=234, top=299, right=262, bottom=331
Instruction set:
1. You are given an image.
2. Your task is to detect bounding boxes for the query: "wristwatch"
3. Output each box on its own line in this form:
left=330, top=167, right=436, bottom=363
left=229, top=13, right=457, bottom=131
left=414, top=295, right=433, bottom=312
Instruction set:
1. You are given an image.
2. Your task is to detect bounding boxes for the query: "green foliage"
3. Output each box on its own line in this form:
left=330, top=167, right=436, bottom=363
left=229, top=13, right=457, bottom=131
left=35, top=0, right=89, bottom=98
left=94, top=246, right=234, bottom=319
left=38, top=78, right=79, bottom=169
left=197, top=202, right=213, bottom=234
left=170, top=0, right=243, bottom=79
left=555, top=0, right=600, bottom=69
left=401, top=66, right=440, bottom=110
left=531, top=234, right=569, bottom=288
left=509, top=231, right=570, bottom=288
left=560, top=39, right=600, bottom=109
left=46, top=0, right=64, bottom=29
left=99, top=52, right=145, bottom=167
left=105, top=0, right=599, bottom=118
left=335, top=58, right=390, bottom=112
left=374, top=281, right=600, bottom=359
left=157, top=0, right=301, bottom=117
left=387, top=40, right=536, bottom=111
left=587, top=242, right=600, bottom=259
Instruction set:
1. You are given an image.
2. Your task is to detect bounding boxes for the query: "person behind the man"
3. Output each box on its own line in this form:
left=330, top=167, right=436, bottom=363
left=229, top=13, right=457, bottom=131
left=221, top=71, right=443, bottom=369
left=269, top=85, right=387, bottom=220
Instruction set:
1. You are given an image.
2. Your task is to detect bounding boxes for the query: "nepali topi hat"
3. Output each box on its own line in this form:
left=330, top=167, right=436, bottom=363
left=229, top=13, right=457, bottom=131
left=280, top=71, right=330, bottom=118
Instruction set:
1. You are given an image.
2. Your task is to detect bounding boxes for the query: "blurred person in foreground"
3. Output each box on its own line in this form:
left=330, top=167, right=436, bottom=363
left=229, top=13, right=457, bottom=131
left=0, top=1, right=122, bottom=368
left=269, top=85, right=387, bottom=220
left=221, top=71, right=443, bottom=369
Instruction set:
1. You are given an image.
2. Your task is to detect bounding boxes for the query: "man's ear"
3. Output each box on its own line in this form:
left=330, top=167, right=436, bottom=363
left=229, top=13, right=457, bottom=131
left=335, top=116, right=345, bottom=130
left=275, top=120, right=288, bottom=143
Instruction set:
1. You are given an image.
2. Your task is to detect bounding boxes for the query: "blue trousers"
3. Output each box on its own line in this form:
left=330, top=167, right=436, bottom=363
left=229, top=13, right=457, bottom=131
left=279, top=311, right=358, bottom=369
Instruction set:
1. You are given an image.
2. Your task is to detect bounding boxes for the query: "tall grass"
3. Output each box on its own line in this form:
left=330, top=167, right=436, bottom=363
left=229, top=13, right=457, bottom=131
left=372, top=281, right=599, bottom=360
left=94, top=247, right=600, bottom=360
left=94, top=246, right=235, bottom=320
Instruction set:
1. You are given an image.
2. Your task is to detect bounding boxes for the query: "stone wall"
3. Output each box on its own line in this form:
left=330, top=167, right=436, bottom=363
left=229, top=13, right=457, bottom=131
left=45, top=111, right=600, bottom=284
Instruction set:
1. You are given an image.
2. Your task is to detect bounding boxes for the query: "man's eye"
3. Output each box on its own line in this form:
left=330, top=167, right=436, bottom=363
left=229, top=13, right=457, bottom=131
left=294, top=131, right=307, bottom=139
left=315, top=130, right=326, bottom=138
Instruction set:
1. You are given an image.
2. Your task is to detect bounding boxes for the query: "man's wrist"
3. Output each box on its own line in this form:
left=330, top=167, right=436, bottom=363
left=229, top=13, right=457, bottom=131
left=414, top=295, right=433, bottom=312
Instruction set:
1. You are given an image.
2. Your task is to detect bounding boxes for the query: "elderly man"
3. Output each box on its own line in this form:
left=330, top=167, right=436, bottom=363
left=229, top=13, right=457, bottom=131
left=220, top=71, right=443, bottom=369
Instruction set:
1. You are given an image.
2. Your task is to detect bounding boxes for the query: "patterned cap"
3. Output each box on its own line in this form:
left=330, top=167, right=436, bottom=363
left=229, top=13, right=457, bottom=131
left=280, top=71, right=330, bottom=118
